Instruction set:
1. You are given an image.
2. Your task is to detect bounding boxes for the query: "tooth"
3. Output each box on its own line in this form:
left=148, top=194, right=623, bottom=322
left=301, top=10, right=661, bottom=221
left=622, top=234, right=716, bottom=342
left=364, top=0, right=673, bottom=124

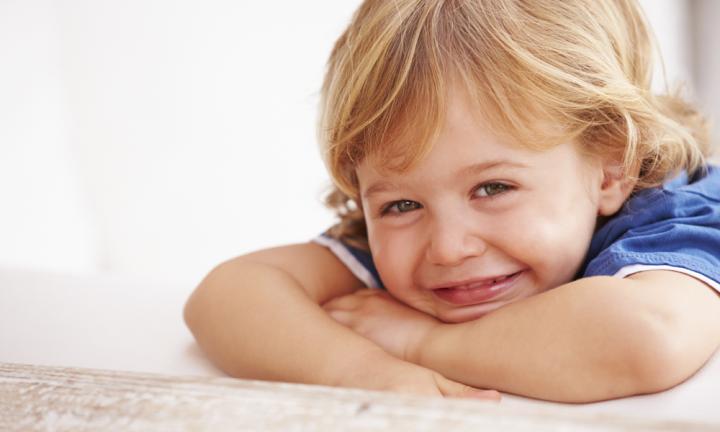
left=493, top=275, right=508, bottom=284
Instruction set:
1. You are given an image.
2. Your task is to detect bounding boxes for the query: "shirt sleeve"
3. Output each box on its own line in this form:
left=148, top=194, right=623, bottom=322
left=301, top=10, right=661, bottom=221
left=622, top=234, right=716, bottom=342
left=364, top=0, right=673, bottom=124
left=312, top=234, right=384, bottom=289
left=612, top=264, right=720, bottom=292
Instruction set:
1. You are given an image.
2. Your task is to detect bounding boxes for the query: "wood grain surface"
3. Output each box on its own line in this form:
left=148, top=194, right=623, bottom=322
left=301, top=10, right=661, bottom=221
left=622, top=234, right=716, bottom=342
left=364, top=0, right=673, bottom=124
left=0, top=362, right=715, bottom=431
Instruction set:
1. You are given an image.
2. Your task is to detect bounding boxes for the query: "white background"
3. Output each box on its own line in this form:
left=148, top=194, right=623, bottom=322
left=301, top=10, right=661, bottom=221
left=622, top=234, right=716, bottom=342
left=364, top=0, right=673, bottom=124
left=1, top=0, right=718, bottom=285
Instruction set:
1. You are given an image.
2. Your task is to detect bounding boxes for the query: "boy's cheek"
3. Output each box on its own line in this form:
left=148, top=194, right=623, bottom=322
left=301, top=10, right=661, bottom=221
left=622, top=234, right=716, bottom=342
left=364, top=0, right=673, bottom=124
left=373, top=254, right=407, bottom=287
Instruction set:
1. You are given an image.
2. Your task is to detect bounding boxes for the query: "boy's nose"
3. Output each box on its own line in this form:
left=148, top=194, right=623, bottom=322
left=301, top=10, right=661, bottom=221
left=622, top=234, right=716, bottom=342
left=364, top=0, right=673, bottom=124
left=425, top=218, right=487, bottom=266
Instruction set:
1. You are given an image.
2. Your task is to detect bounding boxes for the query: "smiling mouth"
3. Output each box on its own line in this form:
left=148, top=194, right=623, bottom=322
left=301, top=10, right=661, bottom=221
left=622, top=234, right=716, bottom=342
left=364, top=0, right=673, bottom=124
left=431, top=271, right=523, bottom=306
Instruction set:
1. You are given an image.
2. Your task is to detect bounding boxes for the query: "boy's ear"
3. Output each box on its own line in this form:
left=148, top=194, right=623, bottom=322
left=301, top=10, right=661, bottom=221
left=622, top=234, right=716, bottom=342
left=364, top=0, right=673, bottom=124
left=597, top=164, right=636, bottom=216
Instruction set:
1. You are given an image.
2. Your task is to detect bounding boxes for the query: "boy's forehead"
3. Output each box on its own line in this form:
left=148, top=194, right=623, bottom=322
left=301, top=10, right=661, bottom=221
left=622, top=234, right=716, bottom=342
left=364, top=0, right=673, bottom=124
left=356, top=156, right=419, bottom=199
left=352, top=82, right=578, bottom=198
left=356, top=157, right=403, bottom=186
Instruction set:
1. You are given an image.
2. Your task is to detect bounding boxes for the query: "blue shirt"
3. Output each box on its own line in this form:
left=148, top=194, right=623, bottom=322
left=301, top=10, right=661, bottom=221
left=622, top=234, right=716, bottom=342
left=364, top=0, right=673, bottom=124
left=316, top=165, right=720, bottom=292
left=582, top=166, right=720, bottom=287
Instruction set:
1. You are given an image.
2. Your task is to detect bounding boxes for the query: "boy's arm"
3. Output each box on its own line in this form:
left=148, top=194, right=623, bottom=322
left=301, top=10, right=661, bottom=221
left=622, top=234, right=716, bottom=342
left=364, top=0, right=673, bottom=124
left=413, top=271, right=720, bottom=402
left=183, top=242, right=498, bottom=398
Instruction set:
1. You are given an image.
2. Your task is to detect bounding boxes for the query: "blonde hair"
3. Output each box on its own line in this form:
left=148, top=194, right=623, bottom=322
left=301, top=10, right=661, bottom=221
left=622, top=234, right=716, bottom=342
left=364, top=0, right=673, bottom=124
left=318, top=0, right=712, bottom=248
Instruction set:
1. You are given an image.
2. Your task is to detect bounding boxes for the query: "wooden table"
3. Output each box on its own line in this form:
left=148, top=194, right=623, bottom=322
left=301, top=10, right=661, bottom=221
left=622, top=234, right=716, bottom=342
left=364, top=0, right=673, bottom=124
left=1, top=362, right=716, bottom=431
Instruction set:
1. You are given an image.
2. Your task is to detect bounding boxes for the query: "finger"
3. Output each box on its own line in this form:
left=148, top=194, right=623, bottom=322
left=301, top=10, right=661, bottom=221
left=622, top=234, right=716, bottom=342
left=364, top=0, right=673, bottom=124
left=323, top=288, right=390, bottom=311
left=458, top=389, right=502, bottom=401
left=351, top=288, right=373, bottom=296
left=325, top=309, right=355, bottom=326
left=434, top=374, right=501, bottom=402
left=322, top=295, right=360, bottom=311
left=445, top=384, right=501, bottom=401
left=353, top=288, right=386, bottom=297
left=355, top=288, right=394, bottom=299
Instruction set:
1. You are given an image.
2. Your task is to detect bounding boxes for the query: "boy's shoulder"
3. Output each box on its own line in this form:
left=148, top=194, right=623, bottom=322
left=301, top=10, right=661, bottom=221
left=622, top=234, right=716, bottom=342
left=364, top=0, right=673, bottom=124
left=660, top=164, right=720, bottom=201
left=583, top=165, right=720, bottom=288
left=616, top=165, right=720, bottom=221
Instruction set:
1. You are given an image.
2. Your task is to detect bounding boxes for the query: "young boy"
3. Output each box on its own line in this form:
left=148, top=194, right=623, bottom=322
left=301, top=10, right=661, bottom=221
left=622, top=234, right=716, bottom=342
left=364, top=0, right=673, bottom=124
left=184, top=0, right=720, bottom=402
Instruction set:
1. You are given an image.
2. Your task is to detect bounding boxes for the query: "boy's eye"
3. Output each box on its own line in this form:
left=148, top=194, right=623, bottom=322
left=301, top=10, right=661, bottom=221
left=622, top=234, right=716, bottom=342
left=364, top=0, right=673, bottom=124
left=381, top=200, right=421, bottom=215
left=474, top=182, right=512, bottom=198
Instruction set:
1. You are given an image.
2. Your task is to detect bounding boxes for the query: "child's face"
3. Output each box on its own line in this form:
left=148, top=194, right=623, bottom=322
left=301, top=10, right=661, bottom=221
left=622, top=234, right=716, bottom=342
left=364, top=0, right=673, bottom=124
left=357, top=91, right=608, bottom=323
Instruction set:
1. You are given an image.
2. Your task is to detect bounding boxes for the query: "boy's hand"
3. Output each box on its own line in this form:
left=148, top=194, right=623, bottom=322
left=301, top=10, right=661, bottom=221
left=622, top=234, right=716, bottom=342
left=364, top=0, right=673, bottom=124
left=374, top=361, right=501, bottom=401
left=323, top=288, right=440, bottom=363
left=332, top=345, right=500, bottom=401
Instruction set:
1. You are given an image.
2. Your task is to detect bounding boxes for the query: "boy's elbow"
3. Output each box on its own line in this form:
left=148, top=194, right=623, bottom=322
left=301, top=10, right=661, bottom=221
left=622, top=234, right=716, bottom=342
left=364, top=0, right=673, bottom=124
left=627, top=312, right=718, bottom=396
left=183, top=281, right=208, bottom=338
left=616, top=271, right=720, bottom=396
left=183, top=291, right=199, bottom=332
left=596, top=276, right=720, bottom=398
left=183, top=262, right=229, bottom=335
left=629, top=335, right=687, bottom=395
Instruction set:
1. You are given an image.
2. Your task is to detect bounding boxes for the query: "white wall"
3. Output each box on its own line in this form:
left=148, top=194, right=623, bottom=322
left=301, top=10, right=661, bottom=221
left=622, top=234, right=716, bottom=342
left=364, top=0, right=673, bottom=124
left=692, top=0, right=720, bottom=147
left=1, top=0, right=715, bottom=283
left=639, top=0, right=693, bottom=93
left=640, top=0, right=720, bottom=150
left=2, top=0, right=363, bottom=282
left=0, top=0, right=99, bottom=274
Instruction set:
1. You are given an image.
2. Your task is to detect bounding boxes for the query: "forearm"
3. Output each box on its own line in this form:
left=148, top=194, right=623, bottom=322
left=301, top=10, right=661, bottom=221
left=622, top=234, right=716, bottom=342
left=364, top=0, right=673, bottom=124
left=414, top=275, right=719, bottom=402
left=184, top=260, right=397, bottom=388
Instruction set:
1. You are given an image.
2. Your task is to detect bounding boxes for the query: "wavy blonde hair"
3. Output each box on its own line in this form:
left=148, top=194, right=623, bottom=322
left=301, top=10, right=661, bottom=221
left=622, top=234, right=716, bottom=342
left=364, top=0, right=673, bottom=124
left=318, top=0, right=711, bottom=249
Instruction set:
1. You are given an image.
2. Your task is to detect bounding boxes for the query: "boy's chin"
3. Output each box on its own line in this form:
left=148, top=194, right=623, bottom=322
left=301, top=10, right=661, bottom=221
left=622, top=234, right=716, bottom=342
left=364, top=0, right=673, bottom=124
left=435, top=301, right=509, bottom=323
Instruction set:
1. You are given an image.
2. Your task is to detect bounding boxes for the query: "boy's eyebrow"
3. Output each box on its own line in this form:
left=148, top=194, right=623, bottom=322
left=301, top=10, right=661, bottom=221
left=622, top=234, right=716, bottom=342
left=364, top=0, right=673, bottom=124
left=457, top=160, right=528, bottom=178
left=362, top=181, right=401, bottom=199
left=362, top=160, right=527, bottom=198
